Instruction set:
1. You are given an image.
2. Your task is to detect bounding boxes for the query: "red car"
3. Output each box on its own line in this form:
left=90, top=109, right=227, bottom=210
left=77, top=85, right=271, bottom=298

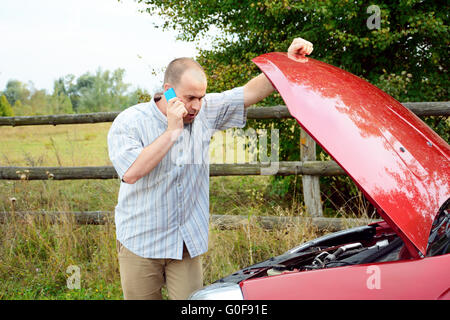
left=189, top=53, right=450, bottom=300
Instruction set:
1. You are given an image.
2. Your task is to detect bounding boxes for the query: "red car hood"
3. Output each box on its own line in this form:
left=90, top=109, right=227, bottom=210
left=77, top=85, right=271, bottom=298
left=252, top=52, right=450, bottom=258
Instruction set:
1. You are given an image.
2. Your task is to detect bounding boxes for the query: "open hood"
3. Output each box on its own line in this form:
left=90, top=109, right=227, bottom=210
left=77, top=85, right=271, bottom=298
left=252, top=52, right=450, bottom=258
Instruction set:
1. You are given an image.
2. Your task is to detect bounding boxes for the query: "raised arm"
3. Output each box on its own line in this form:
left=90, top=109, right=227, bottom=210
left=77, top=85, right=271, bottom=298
left=243, top=37, right=313, bottom=108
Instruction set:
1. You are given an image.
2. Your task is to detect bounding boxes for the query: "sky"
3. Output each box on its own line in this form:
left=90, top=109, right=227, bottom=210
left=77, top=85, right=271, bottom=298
left=0, top=0, right=204, bottom=94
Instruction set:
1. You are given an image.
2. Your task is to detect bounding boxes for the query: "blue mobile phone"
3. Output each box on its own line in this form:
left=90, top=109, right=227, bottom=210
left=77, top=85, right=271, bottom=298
left=164, top=88, right=177, bottom=101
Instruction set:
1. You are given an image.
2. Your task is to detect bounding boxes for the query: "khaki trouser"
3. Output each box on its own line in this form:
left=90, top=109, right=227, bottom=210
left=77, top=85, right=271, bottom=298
left=116, top=240, right=203, bottom=300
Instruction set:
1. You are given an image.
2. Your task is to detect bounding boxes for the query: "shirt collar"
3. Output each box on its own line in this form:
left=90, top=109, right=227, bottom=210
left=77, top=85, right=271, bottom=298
left=150, top=97, right=168, bottom=125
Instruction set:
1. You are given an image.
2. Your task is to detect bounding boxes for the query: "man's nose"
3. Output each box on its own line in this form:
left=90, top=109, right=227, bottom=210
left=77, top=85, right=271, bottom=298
left=191, top=101, right=201, bottom=111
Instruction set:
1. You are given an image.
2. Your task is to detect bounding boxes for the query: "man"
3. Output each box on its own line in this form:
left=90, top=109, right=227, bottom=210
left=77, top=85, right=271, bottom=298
left=107, top=37, right=313, bottom=300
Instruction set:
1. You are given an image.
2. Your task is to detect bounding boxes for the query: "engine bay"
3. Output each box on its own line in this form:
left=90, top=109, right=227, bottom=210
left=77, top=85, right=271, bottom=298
left=264, top=235, right=403, bottom=277
left=216, top=221, right=408, bottom=284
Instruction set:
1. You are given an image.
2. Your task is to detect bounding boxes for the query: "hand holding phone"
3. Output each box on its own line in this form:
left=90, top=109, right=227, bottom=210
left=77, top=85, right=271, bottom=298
left=165, top=88, right=187, bottom=136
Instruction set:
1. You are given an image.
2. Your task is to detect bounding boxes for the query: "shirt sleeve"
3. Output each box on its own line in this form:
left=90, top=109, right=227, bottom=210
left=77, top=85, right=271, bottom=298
left=204, top=86, right=248, bottom=132
left=107, top=120, right=144, bottom=181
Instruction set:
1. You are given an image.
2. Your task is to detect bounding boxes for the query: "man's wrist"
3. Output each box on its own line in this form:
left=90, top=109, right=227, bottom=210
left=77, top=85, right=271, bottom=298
left=165, top=127, right=183, bottom=142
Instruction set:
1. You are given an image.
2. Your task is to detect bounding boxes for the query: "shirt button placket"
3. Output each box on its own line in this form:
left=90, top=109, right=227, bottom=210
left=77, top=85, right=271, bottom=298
left=177, top=143, right=183, bottom=226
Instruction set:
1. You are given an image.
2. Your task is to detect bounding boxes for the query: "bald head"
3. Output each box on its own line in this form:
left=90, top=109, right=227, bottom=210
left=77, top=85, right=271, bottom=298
left=159, top=58, right=207, bottom=124
left=164, top=57, right=206, bottom=87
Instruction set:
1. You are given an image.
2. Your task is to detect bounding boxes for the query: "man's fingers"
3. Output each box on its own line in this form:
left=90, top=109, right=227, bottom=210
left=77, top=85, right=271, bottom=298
left=169, top=99, right=186, bottom=113
left=298, top=42, right=312, bottom=55
left=293, top=38, right=313, bottom=48
left=167, top=97, right=180, bottom=109
left=306, top=41, right=313, bottom=54
left=166, top=97, right=188, bottom=132
left=179, top=107, right=188, bottom=118
left=175, top=105, right=188, bottom=118
left=289, top=37, right=313, bottom=56
left=167, top=98, right=188, bottom=121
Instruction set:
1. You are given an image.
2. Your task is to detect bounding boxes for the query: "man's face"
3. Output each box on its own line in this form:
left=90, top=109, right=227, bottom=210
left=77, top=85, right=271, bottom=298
left=171, top=69, right=207, bottom=124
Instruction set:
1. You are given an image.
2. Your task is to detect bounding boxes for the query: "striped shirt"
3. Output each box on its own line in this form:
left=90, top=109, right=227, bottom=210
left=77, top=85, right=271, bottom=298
left=107, top=86, right=247, bottom=259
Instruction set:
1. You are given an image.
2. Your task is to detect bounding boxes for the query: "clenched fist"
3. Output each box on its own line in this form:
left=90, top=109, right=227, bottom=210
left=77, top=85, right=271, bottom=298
left=288, top=37, right=313, bottom=56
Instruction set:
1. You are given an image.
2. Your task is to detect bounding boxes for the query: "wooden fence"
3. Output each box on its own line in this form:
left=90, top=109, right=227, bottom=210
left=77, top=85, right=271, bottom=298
left=0, top=102, right=448, bottom=127
left=0, top=101, right=448, bottom=223
left=0, top=210, right=376, bottom=232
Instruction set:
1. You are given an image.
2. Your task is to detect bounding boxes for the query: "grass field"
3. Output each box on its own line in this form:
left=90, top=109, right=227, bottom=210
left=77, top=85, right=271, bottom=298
left=0, top=122, right=361, bottom=300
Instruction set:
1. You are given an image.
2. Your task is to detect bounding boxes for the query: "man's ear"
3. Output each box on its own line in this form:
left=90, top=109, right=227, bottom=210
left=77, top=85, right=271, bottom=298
left=163, top=83, right=172, bottom=91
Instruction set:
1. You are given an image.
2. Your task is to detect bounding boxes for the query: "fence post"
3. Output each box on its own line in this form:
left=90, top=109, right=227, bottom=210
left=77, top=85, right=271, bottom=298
left=300, top=129, right=323, bottom=217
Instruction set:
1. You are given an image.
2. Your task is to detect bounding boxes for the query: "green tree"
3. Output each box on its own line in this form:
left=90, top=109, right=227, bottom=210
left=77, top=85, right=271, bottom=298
left=1, top=69, right=144, bottom=115
left=13, top=100, right=24, bottom=115
left=48, top=90, right=73, bottom=115
left=45, top=79, right=73, bottom=114
left=138, top=0, right=449, bottom=214
left=127, top=87, right=152, bottom=104
left=58, top=68, right=132, bottom=113
left=27, top=88, right=49, bottom=115
left=0, top=95, right=14, bottom=116
left=59, top=74, right=81, bottom=112
left=3, top=80, right=30, bottom=107
left=139, top=0, right=448, bottom=101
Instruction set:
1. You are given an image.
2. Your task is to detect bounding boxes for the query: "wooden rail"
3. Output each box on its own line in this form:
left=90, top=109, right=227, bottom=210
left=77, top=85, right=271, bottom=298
left=0, top=211, right=377, bottom=231
left=0, top=161, right=345, bottom=180
left=0, top=102, right=448, bottom=126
